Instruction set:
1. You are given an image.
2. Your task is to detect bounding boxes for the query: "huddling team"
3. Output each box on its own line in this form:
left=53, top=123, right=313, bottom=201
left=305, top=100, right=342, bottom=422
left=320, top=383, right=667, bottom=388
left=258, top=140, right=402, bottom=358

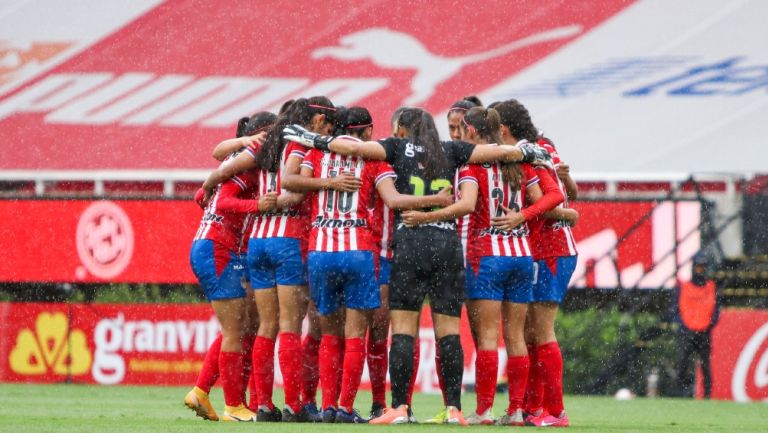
left=184, top=94, right=579, bottom=427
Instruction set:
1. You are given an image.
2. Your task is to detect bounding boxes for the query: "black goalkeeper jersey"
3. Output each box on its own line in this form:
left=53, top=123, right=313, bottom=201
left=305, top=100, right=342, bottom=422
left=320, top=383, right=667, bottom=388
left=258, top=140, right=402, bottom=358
left=378, top=137, right=475, bottom=231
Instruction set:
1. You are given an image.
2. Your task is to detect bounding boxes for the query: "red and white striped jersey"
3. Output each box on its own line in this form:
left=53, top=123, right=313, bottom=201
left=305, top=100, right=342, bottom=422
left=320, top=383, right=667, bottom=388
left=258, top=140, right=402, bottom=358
left=301, top=149, right=396, bottom=253
left=370, top=197, right=394, bottom=260
left=528, top=139, right=578, bottom=258
left=458, top=160, right=539, bottom=269
left=455, top=169, right=470, bottom=262
left=250, top=142, right=310, bottom=240
left=194, top=170, right=259, bottom=253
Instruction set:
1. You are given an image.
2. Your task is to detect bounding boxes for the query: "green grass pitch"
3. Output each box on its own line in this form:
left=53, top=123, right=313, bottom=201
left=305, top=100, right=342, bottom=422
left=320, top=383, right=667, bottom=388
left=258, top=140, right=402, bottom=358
left=0, top=384, right=764, bottom=432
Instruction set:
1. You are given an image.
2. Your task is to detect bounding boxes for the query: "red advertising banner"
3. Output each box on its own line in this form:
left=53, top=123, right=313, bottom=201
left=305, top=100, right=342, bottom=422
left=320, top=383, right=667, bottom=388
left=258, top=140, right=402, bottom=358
left=0, top=199, right=699, bottom=288
left=0, top=303, right=217, bottom=385
left=0, top=302, right=475, bottom=390
left=710, top=309, right=768, bottom=402
left=0, top=200, right=200, bottom=283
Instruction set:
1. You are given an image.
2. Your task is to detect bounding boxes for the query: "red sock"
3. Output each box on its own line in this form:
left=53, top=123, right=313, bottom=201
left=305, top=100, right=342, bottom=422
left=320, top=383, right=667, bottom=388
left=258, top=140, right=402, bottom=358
left=219, top=350, right=245, bottom=407
left=301, top=335, right=321, bottom=405
left=241, top=334, right=255, bottom=403
left=524, top=344, right=543, bottom=413
left=339, top=337, right=366, bottom=411
left=506, top=354, right=530, bottom=413
left=366, top=338, right=388, bottom=407
left=337, top=338, right=346, bottom=395
left=537, top=341, right=564, bottom=416
left=195, top=334, right=222, bottom=393
left=407, top=337, right=421, bottom=406
left=475, top=350, right=499, bottom=414
left=319, top=335, right=344, bottom=409
left=248, top=370, right=258, bottom=411
left=435, top=352, right=447, bottom=405
left=278, top=332, right=302, bottom=414
left=252, top=336, right=276, bottom=409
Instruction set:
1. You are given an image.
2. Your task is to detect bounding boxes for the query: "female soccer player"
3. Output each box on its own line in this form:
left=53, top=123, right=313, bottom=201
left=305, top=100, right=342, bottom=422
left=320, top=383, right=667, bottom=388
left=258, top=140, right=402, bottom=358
left=282, top=107, right=549, bottom=425
left=184, top=111, right=276, bottom=422
left=287, top=106, right=451, bottom=423
left=449, top=107, right=562, bottom=425
left=446, top=96, right=483, bottom=140
left=246, top=97, right=359, bottom=423
left=491, top=100, right=579, bottom=428
left=189, top=164, right=277, bottom=422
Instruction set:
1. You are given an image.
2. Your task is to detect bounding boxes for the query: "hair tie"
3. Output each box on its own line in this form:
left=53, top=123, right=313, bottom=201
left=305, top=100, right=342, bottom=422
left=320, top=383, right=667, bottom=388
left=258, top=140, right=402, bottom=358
left=345, top=122, right=372, bottom=129
left=308, top=104, right=336, bottom=112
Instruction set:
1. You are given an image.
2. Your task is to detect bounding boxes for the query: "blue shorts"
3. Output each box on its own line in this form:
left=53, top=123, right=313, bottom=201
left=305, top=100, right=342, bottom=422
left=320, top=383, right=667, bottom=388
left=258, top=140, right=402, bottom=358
left=190, top=239, right=247, bottom=301
left=239, top=253, right=251, bottom=287
left=307, top=250, right=380, bottom=315
left=533, top=256, right=577, bottom=303
left=378, top=256, right=391, bottom=286
left=247, top=237, right=307, bottom=289
left=466, top=256, right=534, bottom=303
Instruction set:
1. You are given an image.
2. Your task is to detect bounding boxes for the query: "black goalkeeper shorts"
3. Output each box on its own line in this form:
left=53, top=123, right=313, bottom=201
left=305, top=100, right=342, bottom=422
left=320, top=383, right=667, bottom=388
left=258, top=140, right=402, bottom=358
left=389, top=227, right=465, bottom=317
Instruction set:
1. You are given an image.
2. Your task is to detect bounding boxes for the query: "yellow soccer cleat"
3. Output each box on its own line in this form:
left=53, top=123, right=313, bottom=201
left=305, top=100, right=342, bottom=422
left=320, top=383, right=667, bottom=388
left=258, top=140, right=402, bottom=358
left=423, top=406, right=447, bottom=424
left=222, top=404, right=257, bottom=422
left=184, top=387, right=219, bottom=421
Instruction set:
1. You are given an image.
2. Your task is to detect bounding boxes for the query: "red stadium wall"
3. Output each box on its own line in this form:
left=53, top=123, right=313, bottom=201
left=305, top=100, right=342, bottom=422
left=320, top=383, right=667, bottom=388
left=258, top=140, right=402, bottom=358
left=0, top=199, right=699, bottom=288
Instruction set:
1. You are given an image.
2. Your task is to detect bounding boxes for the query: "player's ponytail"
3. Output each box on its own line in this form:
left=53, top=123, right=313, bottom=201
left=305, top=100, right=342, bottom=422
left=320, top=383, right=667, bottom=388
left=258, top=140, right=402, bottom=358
left=398, top=108, right=448, bottom=180
left=464, top=107, right=521, bottom=191
left=256, top=96, right=335, bottom=172
left=235, top=117, right=250, bottom=138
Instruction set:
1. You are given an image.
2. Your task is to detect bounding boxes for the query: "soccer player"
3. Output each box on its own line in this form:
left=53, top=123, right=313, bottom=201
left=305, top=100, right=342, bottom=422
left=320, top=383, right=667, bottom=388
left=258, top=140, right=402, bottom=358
left=289, top=106, right=452, bottom=423
left=446, top=96, right=483, bottom=141
left=492, top=100, right=579, bottom=427
left=184, top=111, right=276, bottom=422
left=282, top=107, right=550, bottom=425
left=454, top=107, right=563, bottom=425
left=189, top=164, right=278, bottom=422
left=246, top=97, right=355, bottom=422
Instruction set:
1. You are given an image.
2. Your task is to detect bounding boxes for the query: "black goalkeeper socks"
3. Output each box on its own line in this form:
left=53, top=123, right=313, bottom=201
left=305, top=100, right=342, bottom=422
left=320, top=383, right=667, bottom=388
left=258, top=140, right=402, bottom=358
left=438, top=334, right=464, bottom=410
left=389, top=333, right=415, bottom=408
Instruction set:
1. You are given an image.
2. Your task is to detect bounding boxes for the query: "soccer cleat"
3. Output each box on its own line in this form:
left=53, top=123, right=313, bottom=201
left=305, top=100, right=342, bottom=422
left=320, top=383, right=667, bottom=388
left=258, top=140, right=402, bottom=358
left=369, top=405, right=409, bottom=425
left=407, top=406, right=418, bottom=424
left=257, top=405, right=283, bottom=422
left=336, top=407, right=368, bottom=423
left=281, top=406, right=311, bottom=423
left=423, top=407, right=447, bottom=424
left=445, top=406, right=469, bottom=426
left=222, top=404, right=257, bottom=422
left=321, top=407, right=338, bottom=423
left=496, top=408, right=525, bottom=426
left=184, top=387, right=219, bottom=421
left=467, top=408, right=495, bottom=425
left=368, top=401, right=385, bottom=420
left=526, top=410, right=569, bottom=427
left=303, top=402, right=322, bottom=422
